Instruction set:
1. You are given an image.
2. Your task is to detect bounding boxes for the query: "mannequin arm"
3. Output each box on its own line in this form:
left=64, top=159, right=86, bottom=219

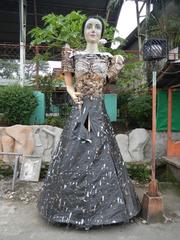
left=64, top=72, right=82, bottom=105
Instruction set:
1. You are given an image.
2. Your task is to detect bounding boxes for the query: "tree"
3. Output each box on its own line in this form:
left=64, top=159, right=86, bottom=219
left=0, top=59, right=49, bottom=82
left=29, top=11, right=87, bottom=50
left=0, top=59, right=19, bottom=79
left=148, top=0, right=180, bottom=49
left=24, top=60, right=49, bottom=80
left=29, top=11, right=122, bottom=55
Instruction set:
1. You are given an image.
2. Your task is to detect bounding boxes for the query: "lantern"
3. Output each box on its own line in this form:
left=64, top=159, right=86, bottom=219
left=143, top=39, right=167, bottom=61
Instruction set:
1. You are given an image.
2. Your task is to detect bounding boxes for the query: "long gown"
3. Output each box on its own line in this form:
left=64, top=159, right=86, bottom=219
left=37, top=48, right=141, bottom=229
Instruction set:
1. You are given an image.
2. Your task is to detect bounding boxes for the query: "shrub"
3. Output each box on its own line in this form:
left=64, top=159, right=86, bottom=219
left=127, top=163, right=151, bottom=183
left=0, top=161, right=13, bottom=180
left=128, top=93, right=152, bottom=129
left=117, top=90, right=152, bottom=130
left=0, top=85, right=38, bottom=125
left=46, top=104, right=72, bottom=128
left=117, top=90, right=132, bottom=129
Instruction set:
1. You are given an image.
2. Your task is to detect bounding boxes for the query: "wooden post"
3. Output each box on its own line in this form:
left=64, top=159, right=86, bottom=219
left=141, top=62, right=164, bottom=223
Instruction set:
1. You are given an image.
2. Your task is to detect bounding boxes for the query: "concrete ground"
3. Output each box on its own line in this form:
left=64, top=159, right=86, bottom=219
left=0, top=183, right=180, bottom=240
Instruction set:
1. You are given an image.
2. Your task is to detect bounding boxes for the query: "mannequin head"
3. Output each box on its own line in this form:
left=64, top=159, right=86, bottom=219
left=82, top=16, right=104, bottom=44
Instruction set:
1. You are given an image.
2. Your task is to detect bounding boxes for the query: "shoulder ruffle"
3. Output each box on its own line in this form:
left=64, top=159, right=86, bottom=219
left=61, top=45, right=75, bottom=73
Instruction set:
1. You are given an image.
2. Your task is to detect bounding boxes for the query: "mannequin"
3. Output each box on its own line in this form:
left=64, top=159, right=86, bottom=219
left=37, top=16, right=141, bottom=230
left=64, top=17, right=124, bottom=132
left=65, top=17, right=124, bottom=106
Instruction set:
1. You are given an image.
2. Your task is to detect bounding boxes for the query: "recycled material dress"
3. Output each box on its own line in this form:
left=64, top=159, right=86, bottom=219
left=37, top=48, right=141, bottom=229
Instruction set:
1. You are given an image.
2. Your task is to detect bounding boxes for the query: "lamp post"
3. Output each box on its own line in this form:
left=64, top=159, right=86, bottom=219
left=19, top=0, right=27, bottom=86
left=142, top=39, right=167, bottom=222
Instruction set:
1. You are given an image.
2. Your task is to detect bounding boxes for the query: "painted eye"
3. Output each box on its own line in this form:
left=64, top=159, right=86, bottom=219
left=86, top=23, right=92, bottom=29
left=95, top=24, right=101, bottom=30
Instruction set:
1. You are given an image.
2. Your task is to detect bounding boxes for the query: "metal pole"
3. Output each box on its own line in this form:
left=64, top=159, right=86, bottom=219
left=151, top=62, right=157, bottom=181
left=148, top=61, right=158, bottom=196
left=0, top=152, right=23, bottom=191
left=19, top=0, right=27, bottom=86
left=12, top=156, right=20, bottom=191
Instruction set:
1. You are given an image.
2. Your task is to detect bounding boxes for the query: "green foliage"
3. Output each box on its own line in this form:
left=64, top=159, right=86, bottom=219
left=25, top=60, right=49, bottom=81
left=156, top=164, right=178, bottom=183
left=116, top=54, right=151, bottom=130
left=29, top=11, right=87, bottom=49
left=117, top=90, right=131, bottom=129
left=37, top=75, right=59, bottom=92
left=148, top=1, right=180, bottom=49
left=127, top=163, right=151, bottom=183
left=128, top=91, right=152, bottom=129
left=117, top=58, right=145, bottom=88
left=46, top=116, right=64, bottom=129
left=35, top=75, right=61, bottom=113
left=29, top=11, right=122, bottom=56
left=46, top=104, right=72, bottom=128
left=0, top=59, right=19, bottom=79
left=0, top=161, right=13, bottom=179
left=0, top=85, right=38, bottom=125
left=0, top=59, right=49, bottom=82
left=118, top=89, right=152, bottom=129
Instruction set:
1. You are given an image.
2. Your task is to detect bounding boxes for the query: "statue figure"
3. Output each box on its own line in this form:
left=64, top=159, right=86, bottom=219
left=37, top=16, right=141, bottom=230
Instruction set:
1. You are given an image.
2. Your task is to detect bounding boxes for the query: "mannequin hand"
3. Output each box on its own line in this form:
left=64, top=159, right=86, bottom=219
left=71, top=91, right=83, bottom=105
left=114, top=55, right=124, bottom=70
left=66, top=86, right=83, bottom=105
left=114, top=55, right=124, bottom=64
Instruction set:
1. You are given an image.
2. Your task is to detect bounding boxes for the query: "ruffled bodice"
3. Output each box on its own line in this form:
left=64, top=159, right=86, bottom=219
left=62, top=47, right=123, bottom=98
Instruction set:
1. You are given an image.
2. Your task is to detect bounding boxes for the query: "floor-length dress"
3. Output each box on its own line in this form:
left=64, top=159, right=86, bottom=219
left=37, top=48, right=141, bottom=229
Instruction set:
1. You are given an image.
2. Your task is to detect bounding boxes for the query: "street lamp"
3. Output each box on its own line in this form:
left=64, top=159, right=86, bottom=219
left=143, top=39, right=167, bottom=61
left=142, top=39, right=168, bottom=222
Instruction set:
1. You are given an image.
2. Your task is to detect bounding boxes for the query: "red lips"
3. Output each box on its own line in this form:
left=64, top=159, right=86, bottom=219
left=89, top=33, right=96, bottom=37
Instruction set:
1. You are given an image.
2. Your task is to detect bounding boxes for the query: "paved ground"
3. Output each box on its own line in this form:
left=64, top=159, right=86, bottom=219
left=0, top=183, right=180, bottom=240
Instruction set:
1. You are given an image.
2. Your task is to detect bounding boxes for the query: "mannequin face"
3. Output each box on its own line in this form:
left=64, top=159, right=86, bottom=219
left=84, top=18, right=102, bottom=44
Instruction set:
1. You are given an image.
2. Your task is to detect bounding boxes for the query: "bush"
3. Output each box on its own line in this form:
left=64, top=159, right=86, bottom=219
left=117, top=90, right=132, bottom=129
left=0, top=161, right=13, bottom=180
left=128, top=93, right=152, bottom=129
left=46, top=116, right=65, bottom=128
left=46, top=104, right=72, bottom=128
left=117, top=90, right=152, bottom=130
left=127, top=163, right=151, bottom=183
left=0, top=85, right=38, bottom=125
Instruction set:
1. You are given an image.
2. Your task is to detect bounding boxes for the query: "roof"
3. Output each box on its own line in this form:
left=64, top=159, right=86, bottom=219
left=121, top=27, right=138, bottom=51
left=157, top=60, right=180, bottom=88
left=0, top=0, right=123, bottom=44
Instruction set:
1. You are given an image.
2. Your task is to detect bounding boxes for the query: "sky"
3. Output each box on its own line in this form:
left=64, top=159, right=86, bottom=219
left=112, top=0, right=153, bottom=48
left=116, top=0, right=145, bottom=39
